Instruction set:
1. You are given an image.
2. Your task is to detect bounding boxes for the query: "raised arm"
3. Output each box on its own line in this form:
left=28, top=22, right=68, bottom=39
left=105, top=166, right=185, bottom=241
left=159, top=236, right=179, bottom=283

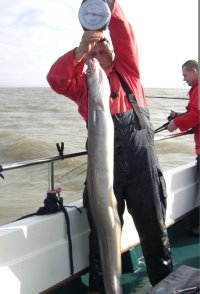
left=109, top=1, right=140, bottom=77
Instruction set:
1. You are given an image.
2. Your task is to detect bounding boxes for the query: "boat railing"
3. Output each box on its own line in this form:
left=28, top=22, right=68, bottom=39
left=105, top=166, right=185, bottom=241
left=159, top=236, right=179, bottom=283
left=0, top=149, right=87, bottom=190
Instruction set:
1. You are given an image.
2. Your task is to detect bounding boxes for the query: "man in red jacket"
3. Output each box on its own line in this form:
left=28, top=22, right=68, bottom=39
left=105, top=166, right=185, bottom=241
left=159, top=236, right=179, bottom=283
left=168, top=60, right=199, bottom=157
left=168, top=60, right=199, bottom=237
left=47, top=0, right=173, bottom=292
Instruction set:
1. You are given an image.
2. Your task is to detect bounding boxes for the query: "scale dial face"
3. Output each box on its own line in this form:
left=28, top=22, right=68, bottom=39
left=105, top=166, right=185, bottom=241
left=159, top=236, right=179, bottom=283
left=78, top=0, right=111, bottom=31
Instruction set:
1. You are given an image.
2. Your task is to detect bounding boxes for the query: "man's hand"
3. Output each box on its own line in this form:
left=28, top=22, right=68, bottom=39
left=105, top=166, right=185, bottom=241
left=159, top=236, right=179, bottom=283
left=169, top=110, right=183, bottom=118
left=74, top=31, right=104, bottom=63
left=170, top=110, right=178, bottom=118
left=167, top=120, right=178, bottom=132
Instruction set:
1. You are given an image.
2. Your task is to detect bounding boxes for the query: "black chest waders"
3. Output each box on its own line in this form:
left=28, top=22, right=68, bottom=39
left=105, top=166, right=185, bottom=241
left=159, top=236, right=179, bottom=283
left=84, top=71, right=173, bottom=292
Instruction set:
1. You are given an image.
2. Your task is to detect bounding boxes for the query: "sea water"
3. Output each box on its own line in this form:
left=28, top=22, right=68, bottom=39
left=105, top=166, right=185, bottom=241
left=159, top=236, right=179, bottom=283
left=0, top=87, right=194, bottom=225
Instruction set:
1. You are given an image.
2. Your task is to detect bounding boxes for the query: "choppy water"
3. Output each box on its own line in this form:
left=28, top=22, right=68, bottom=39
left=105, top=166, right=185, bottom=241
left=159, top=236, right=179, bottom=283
left=0, top=87, right=194, bottom=225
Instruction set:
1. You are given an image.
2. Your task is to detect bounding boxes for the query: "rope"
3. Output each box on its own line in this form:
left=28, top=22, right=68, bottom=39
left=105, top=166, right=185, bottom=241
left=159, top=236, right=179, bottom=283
left=13, top=190, right=82, bottom=276
left=58, top=199, right=74, bottom=275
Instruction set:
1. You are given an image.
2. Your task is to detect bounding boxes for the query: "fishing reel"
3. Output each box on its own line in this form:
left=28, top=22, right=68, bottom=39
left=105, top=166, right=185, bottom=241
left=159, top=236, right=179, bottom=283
left=167, top=111, right=177, bottom=121
left=155, top=112, right=176, bottom=134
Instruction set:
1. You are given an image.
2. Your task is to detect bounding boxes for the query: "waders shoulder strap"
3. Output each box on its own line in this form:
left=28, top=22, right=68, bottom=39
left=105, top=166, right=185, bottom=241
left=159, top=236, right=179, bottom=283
left=115, top=70, right=146, bottom=129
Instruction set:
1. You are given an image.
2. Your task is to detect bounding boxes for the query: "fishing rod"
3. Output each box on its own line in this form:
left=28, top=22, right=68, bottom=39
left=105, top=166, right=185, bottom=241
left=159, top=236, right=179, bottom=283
left=155, top=129, right=194, bottom=142
left=57, top=161, right=87, bottom=180
left=146, top=96, right=188, bottom=100
left=154, top=121, right=169, bottom=133
left=154, top=114, right=176, bottom=134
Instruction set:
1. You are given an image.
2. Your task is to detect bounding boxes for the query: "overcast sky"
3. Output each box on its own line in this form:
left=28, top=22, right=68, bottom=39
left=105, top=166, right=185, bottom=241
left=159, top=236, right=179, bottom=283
left=0, top=0, right=198, bottom=88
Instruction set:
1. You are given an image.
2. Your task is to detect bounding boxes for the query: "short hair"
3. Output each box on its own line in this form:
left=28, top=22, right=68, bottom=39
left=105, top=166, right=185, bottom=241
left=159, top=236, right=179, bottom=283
left=182, top=60, right=198, bottom=71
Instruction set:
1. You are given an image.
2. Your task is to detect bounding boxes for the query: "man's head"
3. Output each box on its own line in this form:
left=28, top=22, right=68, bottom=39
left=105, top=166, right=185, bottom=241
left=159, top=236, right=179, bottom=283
left=182, top=60, right=198, bottom=86
left=87, top=37, right=114, bottom=70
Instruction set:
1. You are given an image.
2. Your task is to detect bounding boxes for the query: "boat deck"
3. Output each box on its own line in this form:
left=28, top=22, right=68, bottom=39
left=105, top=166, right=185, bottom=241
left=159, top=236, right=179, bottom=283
left=50, top=210, right=199, bottom=294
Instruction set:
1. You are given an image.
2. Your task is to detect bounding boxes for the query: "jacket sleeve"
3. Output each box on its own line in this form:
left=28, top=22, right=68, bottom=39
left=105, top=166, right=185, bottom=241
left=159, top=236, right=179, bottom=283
left=174, top=97, right=199, bottom=131
left=46, top=49, right=87, bottom=106
left=109, top=1, right=140, bottom=78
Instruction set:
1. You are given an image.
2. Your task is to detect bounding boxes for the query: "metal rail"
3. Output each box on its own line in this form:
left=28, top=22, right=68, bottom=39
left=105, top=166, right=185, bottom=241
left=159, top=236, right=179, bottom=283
left=0, top=150, right=87, bottom=190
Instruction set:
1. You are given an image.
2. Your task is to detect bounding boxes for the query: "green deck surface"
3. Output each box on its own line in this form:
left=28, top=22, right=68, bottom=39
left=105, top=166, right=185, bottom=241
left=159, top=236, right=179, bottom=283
left=53, top=211, right=200, bottom=294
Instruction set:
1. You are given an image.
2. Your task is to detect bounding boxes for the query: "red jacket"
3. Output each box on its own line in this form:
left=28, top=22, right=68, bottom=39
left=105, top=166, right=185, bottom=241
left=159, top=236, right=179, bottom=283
left=174, top=79, right=199, bottom=154
left=46, top=1, right=147, bottom=121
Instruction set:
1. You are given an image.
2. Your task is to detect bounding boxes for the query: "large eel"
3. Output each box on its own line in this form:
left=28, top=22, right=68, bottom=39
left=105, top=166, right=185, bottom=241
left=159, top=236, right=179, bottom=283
left=87, top=58, right=122, bottom=294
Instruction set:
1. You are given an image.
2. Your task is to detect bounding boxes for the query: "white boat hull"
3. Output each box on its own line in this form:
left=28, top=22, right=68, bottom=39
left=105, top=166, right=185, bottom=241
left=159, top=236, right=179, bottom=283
left=0, top=162, right=199, bottom=294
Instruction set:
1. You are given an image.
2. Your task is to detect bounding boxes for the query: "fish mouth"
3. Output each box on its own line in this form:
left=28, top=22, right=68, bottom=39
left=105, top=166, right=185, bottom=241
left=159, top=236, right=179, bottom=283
left=87, top=58, right=99, bottom=73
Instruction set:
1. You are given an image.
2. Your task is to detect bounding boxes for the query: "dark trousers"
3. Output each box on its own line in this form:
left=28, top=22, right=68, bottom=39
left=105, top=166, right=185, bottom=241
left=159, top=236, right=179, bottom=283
left=84, top=166, right=173, bottom=292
